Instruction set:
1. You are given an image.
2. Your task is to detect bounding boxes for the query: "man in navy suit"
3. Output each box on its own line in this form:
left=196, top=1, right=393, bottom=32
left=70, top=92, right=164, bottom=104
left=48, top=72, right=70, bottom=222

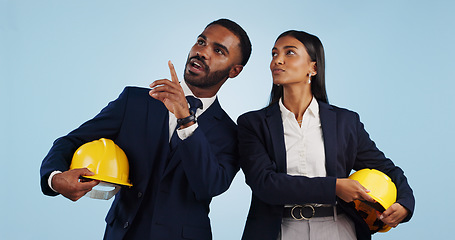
left=40, top=18, right=251, bottom=240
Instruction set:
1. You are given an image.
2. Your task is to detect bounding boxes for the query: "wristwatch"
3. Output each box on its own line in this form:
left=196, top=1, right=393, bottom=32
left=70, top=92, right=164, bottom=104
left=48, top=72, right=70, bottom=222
left=177, top=110, right=196, bottom=127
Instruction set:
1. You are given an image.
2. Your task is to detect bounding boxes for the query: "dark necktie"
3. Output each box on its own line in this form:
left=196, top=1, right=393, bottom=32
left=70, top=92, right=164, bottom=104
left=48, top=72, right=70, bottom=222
left=169, top=96, right=203, bottom=151
left=186, top=96, right=203, bottom=115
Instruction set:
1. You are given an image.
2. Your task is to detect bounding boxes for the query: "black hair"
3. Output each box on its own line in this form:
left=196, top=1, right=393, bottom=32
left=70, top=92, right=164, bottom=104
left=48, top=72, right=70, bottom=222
left=206, top=18, right=252, bottom=66
left=269, top=30, right=328, bottom=105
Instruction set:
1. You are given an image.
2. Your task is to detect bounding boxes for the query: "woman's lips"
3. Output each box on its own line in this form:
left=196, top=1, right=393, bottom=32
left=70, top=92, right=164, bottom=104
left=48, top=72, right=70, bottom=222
left=272, top=68, right=284, bottom=74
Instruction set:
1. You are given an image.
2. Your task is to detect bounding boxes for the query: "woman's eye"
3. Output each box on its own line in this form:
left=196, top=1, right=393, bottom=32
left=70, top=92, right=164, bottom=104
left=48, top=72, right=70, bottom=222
left=286, top=50, right=295, bottom=55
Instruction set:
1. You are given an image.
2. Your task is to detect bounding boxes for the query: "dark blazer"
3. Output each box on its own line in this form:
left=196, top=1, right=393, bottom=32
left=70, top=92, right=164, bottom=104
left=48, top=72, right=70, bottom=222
left=40, top=87, right=239, bottom=240
left=237, top=100, right=414, bottom=240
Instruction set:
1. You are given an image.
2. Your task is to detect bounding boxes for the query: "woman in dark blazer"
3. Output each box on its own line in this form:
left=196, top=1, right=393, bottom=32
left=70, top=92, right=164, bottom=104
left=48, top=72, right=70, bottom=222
left=237, top=30, right=414, bottom=240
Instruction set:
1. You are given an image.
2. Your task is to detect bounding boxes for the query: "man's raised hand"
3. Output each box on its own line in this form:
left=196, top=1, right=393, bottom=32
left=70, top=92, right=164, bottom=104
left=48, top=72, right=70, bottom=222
left=149, top=61, right=190, bottom=119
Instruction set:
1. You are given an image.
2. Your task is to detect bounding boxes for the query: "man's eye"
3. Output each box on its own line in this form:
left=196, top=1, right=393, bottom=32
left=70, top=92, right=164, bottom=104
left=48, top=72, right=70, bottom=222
left=272, top=52, right=278, bottom=57
left=197, top=39, right=205, bottom=45
left=215, top=49, right=224, bottom=55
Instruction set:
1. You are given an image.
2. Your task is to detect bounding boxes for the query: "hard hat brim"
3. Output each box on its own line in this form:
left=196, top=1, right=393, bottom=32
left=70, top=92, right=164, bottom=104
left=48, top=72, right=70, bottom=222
left=83, top=175, right=133, bottom=187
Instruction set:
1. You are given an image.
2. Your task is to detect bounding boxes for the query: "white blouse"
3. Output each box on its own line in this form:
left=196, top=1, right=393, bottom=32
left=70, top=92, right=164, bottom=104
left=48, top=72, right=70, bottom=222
left=279, top=97, right=326, bottom=178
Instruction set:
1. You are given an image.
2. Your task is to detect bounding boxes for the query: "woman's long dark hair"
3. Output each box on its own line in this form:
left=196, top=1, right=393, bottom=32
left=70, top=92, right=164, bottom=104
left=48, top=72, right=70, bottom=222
left=269, top=30, right=328, bottom=105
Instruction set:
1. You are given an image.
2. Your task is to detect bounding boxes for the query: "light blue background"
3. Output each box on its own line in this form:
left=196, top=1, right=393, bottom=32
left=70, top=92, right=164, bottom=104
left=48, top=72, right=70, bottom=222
left=1, top=0, right=454, bottom=239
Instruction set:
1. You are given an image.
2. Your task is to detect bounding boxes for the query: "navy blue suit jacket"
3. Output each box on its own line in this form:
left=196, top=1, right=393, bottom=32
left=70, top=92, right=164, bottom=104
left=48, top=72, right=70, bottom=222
left=237, top=101, right=414, bottom=240
left=40, top=87, right=239, bottom=240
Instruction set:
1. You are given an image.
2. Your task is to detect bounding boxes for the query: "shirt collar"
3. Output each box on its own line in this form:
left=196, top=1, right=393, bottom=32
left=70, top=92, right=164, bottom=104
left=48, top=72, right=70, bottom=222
left=307, top=96, right=319, bottom=117
left=279, top=98, right=295, bottom=121
left=279, top=96, right=319, bottom=120
left=181, top=80, right=216, bottom=112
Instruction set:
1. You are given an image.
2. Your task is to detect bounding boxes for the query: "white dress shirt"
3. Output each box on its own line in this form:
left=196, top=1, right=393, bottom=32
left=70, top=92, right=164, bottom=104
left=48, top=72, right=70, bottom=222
left=279, top=97, right=326, bottom=178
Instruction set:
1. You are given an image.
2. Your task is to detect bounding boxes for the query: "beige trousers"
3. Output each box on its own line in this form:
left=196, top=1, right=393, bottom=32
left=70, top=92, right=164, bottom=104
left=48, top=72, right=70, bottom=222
left=278, top=213, right=357, bottom=240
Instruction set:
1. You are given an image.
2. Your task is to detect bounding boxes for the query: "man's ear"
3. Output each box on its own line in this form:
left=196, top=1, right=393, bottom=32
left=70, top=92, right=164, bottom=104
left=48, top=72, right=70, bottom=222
left=228, top=65, right=243, bottom=78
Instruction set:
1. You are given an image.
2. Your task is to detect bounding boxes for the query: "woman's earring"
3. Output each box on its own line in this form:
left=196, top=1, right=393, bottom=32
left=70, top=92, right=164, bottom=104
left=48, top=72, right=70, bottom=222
left=308, top=73, right=312, bottom=84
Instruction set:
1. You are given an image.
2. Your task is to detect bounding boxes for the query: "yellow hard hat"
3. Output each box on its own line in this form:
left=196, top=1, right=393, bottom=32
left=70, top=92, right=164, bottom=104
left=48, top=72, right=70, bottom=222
left=348, top=169, right=397, bottom=232
left=70, top=138, right=132, bottom=199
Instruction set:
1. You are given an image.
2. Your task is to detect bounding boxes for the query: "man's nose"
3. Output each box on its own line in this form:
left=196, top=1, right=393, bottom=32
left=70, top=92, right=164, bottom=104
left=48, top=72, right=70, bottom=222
left=196, top=46, right=209, bottom=60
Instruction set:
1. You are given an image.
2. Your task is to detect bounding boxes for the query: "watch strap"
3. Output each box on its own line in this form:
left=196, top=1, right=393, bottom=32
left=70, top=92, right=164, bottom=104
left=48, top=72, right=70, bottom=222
left=177, top=110, right=196, bottom=127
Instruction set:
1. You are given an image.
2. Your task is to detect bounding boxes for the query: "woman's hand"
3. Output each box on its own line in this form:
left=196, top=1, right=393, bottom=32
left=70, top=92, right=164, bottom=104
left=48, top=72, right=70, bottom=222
left=335, top=178, right=374, bottom=203
left=379, top=203, right=409, bottom=228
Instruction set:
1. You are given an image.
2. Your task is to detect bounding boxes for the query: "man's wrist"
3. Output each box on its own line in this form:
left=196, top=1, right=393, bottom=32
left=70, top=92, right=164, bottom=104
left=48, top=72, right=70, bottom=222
left=48, top=170, right=62, bottom=193
left=177, top=110, right=197, bottom=128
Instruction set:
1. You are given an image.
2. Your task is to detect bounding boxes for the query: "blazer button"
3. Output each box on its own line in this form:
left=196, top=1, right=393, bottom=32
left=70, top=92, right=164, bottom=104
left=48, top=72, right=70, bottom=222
left=137, top=192, right=142, bottom=198
left=124, top=222, right=129, bottom=229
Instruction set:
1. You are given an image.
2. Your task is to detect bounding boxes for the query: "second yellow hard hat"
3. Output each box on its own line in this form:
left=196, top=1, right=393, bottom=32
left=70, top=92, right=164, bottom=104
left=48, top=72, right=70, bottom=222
left=348, top=168, right=397, bottom=232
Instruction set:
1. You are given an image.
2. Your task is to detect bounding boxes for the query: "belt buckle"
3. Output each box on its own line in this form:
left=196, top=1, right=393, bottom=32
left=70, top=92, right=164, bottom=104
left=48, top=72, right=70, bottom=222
left=291, top=204, right=315, bottom=220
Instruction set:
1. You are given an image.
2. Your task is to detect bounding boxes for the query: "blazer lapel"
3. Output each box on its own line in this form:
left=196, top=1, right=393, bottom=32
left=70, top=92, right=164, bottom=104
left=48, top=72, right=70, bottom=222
left=194, top=98, right=224, bottom=133
left=318, top=101, right=337, bottom=177
left=161, top=98, right=223, bottom=178
left=265, top=103, right=287, bottom=173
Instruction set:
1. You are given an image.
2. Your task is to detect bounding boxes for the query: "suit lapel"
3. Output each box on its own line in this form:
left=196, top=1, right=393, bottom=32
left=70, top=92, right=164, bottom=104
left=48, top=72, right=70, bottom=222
left=319, top=101, right=337, bottom=177
left=161, top=98, right=223, bottom=178
left=265, top=103, right=287, bottom=173
left=194, top=97, right=224, bottom=133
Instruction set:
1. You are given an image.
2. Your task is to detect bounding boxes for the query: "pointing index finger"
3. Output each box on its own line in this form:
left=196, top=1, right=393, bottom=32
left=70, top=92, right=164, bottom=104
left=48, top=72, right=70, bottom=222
left=168, top=60, right=180, bottom=84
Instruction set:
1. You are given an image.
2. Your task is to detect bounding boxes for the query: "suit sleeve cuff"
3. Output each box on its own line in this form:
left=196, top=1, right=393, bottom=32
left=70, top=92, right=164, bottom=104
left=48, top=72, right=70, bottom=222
left=48, top=170, right=62, bottom=193
left=177, top=122, right=198, bottom=140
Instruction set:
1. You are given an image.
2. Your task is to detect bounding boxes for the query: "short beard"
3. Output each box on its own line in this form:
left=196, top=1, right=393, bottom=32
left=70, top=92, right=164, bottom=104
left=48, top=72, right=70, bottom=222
left=184, top=67, right=231, bottom=89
